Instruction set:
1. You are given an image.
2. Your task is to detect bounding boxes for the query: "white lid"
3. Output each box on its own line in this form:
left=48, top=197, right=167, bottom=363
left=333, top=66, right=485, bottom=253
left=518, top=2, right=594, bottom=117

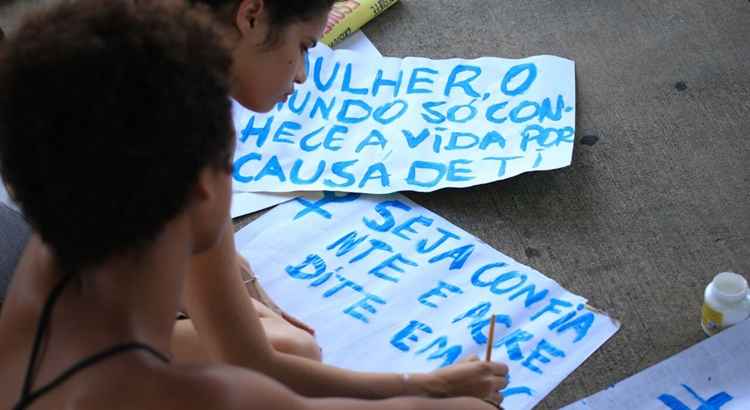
left=712, top=272, right=749, bottom=304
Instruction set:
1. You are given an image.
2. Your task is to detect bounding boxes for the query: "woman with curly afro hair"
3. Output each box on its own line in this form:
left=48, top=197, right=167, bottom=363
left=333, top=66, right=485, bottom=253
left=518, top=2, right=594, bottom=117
left=0, top=1, right=509, bottom=408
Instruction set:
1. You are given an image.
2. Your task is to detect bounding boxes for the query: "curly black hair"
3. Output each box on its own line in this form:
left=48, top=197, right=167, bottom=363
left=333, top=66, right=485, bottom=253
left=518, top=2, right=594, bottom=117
left=193, top=0, right=335, bottom=44
left=0, top=0, right=234, bottom=274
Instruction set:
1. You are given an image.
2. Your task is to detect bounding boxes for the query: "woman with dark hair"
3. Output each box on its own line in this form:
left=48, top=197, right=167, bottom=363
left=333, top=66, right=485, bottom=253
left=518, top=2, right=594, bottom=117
left=0, top=0, right=322, bottom=359
left=170, top=0, right=337, bottom=363
left=0, top=0, right=509, bottom=407
left=171, top=1, right=509, bottom=406
left=0, top=0, right=325, bottom=362
left=0, top=2, right=503, bottom=408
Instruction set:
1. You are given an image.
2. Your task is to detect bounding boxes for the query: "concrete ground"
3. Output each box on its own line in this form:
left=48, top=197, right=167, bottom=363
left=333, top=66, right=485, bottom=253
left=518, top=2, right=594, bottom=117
left=362, top=1, right=749, bottom=408
left=2, top=0, right=748, bottom=408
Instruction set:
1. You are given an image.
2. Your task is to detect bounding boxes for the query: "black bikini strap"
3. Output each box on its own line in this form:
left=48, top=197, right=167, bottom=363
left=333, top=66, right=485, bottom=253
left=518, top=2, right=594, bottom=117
left=19, top=273, right=75, bottom=399
left=16, top=273, right=170, bottom=410
left=15, top=342, right=169, bottom=410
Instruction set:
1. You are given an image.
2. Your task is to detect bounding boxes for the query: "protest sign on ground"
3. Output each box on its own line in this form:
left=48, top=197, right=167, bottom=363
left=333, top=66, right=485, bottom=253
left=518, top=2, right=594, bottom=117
left=235, top=193, right=617, bottom=410
left=563, top=320, right=749, bottom=410
left=232, top=46, right=576, bottom=195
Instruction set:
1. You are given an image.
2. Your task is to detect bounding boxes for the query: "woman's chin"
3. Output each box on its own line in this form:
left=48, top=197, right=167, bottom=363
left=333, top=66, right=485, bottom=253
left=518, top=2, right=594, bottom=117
left=231, top=93, right=275, bottom=113
left=256, top=97, right=285, bottom=113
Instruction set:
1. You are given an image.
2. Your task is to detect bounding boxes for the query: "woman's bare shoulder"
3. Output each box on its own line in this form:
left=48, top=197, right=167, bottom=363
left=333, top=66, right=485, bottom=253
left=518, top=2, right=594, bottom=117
left=0, top=359, right=302, bottom=410
left=149, top=363, right=306, bottom=410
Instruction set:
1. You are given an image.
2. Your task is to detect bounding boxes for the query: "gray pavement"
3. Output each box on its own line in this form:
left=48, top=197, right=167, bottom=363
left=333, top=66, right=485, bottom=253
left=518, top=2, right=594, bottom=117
left=363, top=1, right=750, bottom=408
left=2, top=0, right=748, bottom=408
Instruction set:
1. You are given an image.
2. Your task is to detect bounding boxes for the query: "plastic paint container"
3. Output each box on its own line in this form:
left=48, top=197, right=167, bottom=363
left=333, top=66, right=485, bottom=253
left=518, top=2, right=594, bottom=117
left=702, top=272, right=750, bottom=336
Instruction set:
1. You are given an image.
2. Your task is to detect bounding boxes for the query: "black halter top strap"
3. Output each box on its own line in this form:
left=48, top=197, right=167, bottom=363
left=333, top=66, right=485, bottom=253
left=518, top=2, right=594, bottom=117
left=14, top=274, right=170, bottom=410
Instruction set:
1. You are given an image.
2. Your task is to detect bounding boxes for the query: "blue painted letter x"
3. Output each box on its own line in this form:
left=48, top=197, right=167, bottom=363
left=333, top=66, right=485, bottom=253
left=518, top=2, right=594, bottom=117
left=294, top=192, right=361, bottom=220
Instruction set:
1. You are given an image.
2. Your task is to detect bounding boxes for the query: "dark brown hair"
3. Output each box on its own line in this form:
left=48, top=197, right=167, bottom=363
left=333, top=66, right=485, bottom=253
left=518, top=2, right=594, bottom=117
left=193, top=0, right=335, bottom=44
left=0, top=0, right=234, bottom=273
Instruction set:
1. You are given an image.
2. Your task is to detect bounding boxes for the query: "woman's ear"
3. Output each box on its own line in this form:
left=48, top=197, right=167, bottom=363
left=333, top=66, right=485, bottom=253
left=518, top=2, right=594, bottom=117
left=191, top=166, right=214, bottom=205
left=186, top=165, right=232, bottom=253
left=234, top=0, right=265, bottom=36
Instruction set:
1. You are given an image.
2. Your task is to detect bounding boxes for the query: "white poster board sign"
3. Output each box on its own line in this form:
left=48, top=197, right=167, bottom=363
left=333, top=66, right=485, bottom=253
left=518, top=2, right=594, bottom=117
left=235, top=193, right=618, bottom=409
left=563, top=319, right=750, bottom=410
left=231, top=46, right=575, bottom=194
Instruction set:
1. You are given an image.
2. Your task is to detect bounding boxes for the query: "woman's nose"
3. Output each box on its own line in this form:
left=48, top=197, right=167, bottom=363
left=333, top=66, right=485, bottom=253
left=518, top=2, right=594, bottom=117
left=294, top=55, right=308, bottom=84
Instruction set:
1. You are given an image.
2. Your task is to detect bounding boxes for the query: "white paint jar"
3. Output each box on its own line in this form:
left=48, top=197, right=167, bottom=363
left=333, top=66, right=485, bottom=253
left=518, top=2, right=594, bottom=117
left=702, top=272, right=750, bottom=336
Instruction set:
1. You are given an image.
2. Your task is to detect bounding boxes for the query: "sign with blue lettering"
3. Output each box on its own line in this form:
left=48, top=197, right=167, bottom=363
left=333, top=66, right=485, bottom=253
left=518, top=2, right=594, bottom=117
left=235, top=193, right=618, bottom=410
left=231, top=45, right=575, bottom=194
left=563, top=319, right=749, bottom=410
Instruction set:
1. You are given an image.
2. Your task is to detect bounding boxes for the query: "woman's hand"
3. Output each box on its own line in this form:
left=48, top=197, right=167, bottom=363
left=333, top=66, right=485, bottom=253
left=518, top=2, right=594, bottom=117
left=240, top=255, right=316, bottom=336
left=409, top=355, right=508, bottom=406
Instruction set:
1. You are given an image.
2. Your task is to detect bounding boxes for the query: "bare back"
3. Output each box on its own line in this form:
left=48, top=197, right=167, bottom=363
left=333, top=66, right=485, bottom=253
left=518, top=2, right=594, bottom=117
left=0, top=238, right=298, bottom=410
left=0, top=238, right=175, bottom=410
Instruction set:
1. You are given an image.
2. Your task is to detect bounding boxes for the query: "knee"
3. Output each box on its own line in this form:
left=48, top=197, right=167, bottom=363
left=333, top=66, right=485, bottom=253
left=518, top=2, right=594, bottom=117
left=271, top=328, right=322, bottom=362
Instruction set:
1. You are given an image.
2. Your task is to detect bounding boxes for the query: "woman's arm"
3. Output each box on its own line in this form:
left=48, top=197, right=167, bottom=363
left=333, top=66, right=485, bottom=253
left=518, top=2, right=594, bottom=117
left=181, top=219, right=508, bottom=401
left=193, top=362, right=499, bottom=410
left=238, top=255, right=316, bottom=336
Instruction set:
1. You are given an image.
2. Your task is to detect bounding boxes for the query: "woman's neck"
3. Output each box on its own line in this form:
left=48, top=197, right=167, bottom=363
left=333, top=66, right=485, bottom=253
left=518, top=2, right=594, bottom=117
left=58, top=217, right=195, bottom=356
